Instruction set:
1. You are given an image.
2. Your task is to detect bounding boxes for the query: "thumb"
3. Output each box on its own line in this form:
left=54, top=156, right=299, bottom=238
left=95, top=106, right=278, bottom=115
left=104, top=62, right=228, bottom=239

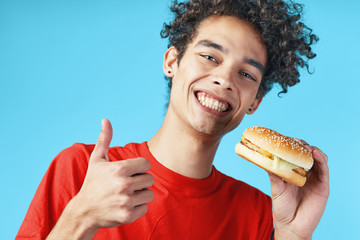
left=92, top=119, right=113, bottom=162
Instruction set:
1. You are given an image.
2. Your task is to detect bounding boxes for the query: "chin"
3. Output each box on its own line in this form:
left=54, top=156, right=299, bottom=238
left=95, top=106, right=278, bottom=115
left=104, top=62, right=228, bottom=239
left=191, top=113, right=245, bottom=139
left=191, top=121, right=230, bottom=139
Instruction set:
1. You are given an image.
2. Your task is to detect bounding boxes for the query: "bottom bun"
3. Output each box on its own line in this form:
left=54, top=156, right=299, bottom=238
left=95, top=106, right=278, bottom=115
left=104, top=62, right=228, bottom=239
left=235, top=142, right=306, bottom=187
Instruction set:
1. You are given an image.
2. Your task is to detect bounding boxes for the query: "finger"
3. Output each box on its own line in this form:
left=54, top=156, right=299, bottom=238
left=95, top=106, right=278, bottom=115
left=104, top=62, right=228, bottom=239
left=115, top=158, right=151, bottom=176
left=294, top=138, right=309, bottom=146
left=312, top=147, right=328, bottom=163
left=311, top=148, right=329, bottom=183
left=130, top=204, right=149, bottom=223
left=121, top=204, right=149, bottom=225
left=132, top=189, right=154, bottom=207
left=130, top=173, right=154, bottom=191
left=268, top=172, right=287, bottom=199
left=92, top=119, right=113, bottom=161
left=294, top=138, right=313, bottom=152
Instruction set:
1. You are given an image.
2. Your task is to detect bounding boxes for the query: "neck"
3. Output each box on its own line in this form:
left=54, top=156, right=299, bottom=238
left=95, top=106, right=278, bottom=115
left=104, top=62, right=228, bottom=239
left=147, top=110, right=222, bottom=179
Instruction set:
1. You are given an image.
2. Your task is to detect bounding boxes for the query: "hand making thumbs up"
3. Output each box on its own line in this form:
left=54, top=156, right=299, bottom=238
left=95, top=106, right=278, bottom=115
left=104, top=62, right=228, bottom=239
left=47, top=119, right=154, bottom=240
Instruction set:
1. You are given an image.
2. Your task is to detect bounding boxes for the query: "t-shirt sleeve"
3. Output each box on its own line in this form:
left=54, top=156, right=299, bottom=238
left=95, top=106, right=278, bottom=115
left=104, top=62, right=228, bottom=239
left=256, top=193, right=274, bottom=240
left=16, top=143, right=93, bottom=240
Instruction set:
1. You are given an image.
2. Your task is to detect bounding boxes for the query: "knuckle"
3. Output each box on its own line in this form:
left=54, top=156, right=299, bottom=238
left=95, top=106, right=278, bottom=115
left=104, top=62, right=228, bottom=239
left=116, top=163, right=129, bottom=175
left=118, top=195, right=131, bottom=207
left=121, top=209, right=134, bottom=224
left=313, top=147, right=328, bottom=160
left=120, top=204, right=149, bottom=225
left=123, top=207, right=145, bottom=225
left=118, top=178, right=132, bottom=192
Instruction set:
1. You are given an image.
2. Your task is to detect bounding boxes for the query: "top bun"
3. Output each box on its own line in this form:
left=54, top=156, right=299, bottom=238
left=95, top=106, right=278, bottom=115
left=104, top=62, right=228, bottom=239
left=243, top=126, right=314, bottom=170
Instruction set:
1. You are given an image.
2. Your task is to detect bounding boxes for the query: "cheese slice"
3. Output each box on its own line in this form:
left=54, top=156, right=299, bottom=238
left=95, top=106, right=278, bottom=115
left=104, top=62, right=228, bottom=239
left=262, top=149, right=273, bottom=158
left=273, top=156, right=298, bottom=171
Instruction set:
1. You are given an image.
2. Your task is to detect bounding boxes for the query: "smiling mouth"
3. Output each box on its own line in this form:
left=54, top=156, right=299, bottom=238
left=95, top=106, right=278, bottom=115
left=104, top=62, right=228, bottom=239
left=196, top=92, right=231, bottom=112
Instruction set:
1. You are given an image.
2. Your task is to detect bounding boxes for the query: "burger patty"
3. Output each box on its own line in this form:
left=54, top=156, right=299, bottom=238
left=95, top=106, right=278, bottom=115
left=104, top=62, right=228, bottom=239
left=240, top=136, right=265, bottom=156
left=241, top=137, right=274, bottom=160
left=293, top=167, right=306, bottom=176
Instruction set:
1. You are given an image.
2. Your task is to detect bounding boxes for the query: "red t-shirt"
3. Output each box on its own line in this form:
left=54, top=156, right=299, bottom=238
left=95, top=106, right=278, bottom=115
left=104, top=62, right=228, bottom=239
left=17, top=142, right=273, bottom=239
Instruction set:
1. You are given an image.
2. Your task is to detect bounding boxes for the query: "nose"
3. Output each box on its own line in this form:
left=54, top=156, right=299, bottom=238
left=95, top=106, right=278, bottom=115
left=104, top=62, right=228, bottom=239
left=212, top=69, right=234, bottom=91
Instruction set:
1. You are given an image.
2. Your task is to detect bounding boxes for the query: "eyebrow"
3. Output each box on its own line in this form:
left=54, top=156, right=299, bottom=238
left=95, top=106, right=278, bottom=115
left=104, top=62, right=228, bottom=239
left=246, top=58, right=265, bottom=74
left=195, top=39, right=265, bottom=74
left=195, top=40, right=228, bottom=53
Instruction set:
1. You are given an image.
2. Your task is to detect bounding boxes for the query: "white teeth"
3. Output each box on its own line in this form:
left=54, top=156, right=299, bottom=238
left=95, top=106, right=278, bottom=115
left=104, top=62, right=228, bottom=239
left=197, top=93, right=228, bottom=112
left=209, top=98, right=214, bottom=106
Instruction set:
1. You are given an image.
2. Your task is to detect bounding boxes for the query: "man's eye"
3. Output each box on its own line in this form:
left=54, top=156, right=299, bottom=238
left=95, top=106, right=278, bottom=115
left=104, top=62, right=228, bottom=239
left=240, top=72, right=256, bottom=82
left=201, top=55, right=217, bottom=63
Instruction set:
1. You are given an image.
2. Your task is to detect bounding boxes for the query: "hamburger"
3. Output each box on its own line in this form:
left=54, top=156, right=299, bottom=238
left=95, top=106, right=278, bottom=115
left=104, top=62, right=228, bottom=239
left=235, top=126, right=314, bottom=187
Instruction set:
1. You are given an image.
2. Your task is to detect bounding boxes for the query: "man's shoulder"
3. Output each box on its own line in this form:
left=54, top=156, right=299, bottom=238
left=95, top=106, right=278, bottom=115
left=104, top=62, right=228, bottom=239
left=61, top=142, right=95, bottom=156
left=56, top=141, right=146, bottom=163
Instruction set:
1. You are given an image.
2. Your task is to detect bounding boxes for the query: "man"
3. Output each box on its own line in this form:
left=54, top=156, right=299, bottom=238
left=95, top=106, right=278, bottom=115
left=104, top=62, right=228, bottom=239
left=17, top=0, right=329, bottom=239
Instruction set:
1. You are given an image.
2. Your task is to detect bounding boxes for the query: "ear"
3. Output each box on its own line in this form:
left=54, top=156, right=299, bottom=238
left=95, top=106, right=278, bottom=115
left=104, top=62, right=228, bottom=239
left=246, top=96, right=263, bottom=115
left=163, top=46, right=179, bottom=78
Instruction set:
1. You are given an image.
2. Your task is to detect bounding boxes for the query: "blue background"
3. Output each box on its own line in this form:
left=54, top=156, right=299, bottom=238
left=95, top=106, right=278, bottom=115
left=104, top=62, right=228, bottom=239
left=1, top=0, right=359, bottom=239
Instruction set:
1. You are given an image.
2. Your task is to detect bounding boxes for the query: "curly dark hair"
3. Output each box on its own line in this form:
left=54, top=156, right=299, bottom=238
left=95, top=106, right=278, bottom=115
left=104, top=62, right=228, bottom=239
left=160, top=0, right=318, bottom=98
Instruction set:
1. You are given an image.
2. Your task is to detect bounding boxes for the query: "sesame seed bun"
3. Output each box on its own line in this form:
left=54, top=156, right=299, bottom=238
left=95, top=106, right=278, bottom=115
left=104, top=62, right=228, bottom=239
left=244, top=126, right=314, bottom=170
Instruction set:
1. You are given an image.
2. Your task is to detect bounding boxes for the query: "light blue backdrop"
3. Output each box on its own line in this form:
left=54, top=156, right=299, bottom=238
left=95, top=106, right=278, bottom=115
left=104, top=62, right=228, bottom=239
left=1, top=0, right=359, bottom=239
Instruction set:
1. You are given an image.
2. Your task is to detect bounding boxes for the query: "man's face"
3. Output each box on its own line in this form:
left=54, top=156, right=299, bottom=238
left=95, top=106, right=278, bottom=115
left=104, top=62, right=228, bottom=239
left=165, top=15, right=267, bottom=138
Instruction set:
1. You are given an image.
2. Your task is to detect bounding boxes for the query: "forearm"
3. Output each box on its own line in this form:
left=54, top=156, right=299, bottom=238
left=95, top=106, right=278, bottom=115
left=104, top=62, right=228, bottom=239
left=46, top=196, right=98, bottom=240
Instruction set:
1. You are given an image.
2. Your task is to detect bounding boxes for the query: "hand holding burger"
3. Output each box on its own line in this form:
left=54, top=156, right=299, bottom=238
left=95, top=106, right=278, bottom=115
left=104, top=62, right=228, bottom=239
left=236, top=126, right=330, bottom=239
